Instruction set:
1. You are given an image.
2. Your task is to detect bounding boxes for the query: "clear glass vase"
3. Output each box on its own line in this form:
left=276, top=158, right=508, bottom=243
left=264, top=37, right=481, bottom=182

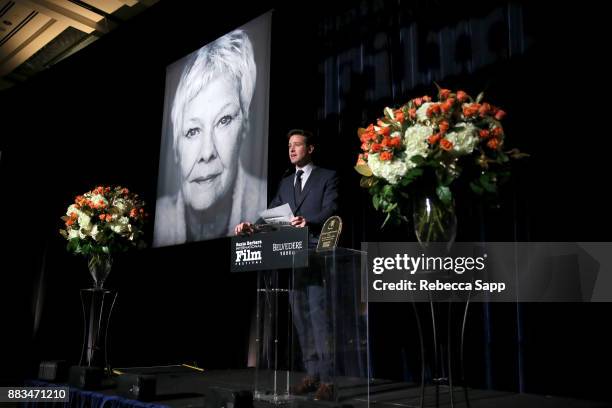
left=79, top=288, right=117, bottom=371
left=87, top=253, right=112, bottom=289
left=413, top=193, right=457, bottom=250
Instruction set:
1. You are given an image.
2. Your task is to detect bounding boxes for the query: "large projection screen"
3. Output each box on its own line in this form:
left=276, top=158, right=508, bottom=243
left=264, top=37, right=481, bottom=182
left=154, top=12, right=271, bottom=247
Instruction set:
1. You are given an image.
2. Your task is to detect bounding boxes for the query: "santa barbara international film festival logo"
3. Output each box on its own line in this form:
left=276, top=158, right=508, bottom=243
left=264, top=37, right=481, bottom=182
left=235, top=239, right=263, bottom=266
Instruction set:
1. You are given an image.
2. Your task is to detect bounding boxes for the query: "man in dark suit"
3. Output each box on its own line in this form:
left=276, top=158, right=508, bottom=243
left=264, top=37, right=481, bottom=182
left=234, top=129, right=338, bottom=244
left=234, top=129, right=339, bottom=400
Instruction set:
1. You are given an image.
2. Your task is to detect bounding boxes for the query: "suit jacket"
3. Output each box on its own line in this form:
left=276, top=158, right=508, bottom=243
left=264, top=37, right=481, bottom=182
left=268, top=166, right=339, bottom=241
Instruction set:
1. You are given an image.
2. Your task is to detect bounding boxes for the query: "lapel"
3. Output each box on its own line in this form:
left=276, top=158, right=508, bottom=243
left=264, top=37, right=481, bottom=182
left=295, top=167, right=319, bottom=211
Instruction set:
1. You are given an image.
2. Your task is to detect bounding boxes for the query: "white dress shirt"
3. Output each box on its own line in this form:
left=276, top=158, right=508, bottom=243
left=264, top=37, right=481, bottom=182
left=295, top=162, right=315, bottom=190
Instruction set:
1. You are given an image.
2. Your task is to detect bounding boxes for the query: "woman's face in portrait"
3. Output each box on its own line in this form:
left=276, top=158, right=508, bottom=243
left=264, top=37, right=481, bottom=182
left=177, top=74, right=244, bottom=211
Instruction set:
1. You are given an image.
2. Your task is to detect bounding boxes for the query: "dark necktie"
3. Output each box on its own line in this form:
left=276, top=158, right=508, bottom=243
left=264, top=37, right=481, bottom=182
left=294, top=169, right=304, bottom=201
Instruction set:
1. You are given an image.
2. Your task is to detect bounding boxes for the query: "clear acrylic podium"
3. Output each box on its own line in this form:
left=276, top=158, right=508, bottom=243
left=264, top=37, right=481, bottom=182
left=253, top=248, right=369, bottom=404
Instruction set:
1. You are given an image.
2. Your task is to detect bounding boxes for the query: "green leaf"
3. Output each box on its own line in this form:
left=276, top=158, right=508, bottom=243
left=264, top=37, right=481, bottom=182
left=436, top=185, right=453, bottom=206
left=357, top=127, right=367, bottom=139
left=382, top=184, right=394, bottom=199
left=479, top=173, right=497, bottom=193
left=381, top=212, right=392, bottom=228
left=384, top=107, right=395, bottom=121
left=360, top=176, right=377, bottom=188
left=497, top=151, right=510, bottom=163
left=410, top=155, right=426, bottom=166
left=470, top=181, right=484, bottom=195
left=355, top=164, right=373, bottom=177
left=400, top=167, right=423, bottom=186
left=476, top=91, right=485, bottom=103
left=385, top=202, right=398, bottom=213
left=373, top=195, right=381, bottom=210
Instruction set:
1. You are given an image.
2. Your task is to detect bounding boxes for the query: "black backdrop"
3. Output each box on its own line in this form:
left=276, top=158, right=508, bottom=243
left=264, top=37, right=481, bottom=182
left=0, top=0, right=610, bottom=402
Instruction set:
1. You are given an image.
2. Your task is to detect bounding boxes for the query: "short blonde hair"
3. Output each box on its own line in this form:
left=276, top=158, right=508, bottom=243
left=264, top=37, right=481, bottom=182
left=170, top=29, right=256, bottom=154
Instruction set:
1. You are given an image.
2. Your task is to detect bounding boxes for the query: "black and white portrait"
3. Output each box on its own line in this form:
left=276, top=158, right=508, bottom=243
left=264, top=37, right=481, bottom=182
left=154, top=13, right=271, bottom=247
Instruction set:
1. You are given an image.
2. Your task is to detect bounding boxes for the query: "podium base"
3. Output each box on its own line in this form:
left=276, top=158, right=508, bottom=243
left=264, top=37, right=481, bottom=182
left=68, top=365, right=112, bottom=390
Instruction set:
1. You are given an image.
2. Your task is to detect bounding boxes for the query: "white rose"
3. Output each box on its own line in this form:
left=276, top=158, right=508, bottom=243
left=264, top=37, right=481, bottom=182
left=368, top=153, right=408, bottom=185
left=119, top=216, right=129, bottom=225
left=68, top=229, right=79, bottom=239
left=445, top=123, right=479, bottom=156
left=91, top=224, right=99, bottom=241
left=115, top=199, right=127, bottom=213
left=403, top=124, right=432, bottom=168
left=90, top=194, right=108, bottom=206
left=66, top=204, right=78, bottom=216
left=110, top=223, right=124, bottom=234
left=78, top=211, right=91, bottom=230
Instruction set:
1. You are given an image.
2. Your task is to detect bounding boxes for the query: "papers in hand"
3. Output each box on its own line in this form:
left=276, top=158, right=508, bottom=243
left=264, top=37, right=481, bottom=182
left=259, top=203, right=294, bottom=225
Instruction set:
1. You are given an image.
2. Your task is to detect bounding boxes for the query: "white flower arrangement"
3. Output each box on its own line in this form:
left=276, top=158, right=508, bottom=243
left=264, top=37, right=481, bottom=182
left=60, top=186, right=147, bottom=256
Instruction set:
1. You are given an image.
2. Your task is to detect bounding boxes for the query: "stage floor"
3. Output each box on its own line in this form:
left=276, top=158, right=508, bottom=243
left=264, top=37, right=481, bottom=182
left=129, top=368, right=609, bottom=408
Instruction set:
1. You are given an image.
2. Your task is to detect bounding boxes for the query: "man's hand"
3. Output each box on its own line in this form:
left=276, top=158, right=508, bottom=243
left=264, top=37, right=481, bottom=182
left=234, top=222, right=255, bottom=235
left=291, top=216, right=307, bottom=228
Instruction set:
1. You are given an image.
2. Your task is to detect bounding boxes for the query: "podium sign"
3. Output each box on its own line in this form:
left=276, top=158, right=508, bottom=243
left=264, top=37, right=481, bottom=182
left=316, top=216, right=342, bottom=251
left=230, top=227, right=309, bottom=272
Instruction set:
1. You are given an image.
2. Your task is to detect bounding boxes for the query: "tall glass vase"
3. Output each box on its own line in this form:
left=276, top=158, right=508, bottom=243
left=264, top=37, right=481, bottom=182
left=79, top=288, right=117, bottom=372
left=81, top=253, right=116, bottom=374
left=88, top=253, right=112, bottom=289
left=413, top=193, right=457, bottom=250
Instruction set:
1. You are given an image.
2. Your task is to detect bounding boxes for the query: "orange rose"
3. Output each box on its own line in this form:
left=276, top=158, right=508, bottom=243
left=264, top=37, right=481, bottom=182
left=130, top=208, right=138, bottom=218
left=439, top=88, right=451, bottom=99
left=66, top=219, right=74, bottom=227
left=395, top=110, right=405, bottom=122
left=487, top=138, right=500, bottom=150
left=440, top=101, right=452, bottom=113
left=463, top=104, right=480, bottom=118
left=381, top=136, right=391, bottom=147
left=440, top=139, right=453, bottom=151
left=356, top=154, right=367, bottom=166
left=457, top=90, right=469, bottom=102
left=99, top=214, right=106, bottom=221
left=371, top=143, right=382, bottom=152
left=479, top=129, right=491, bottom=139
left=361, top=141, right=370, bottom=151
left=495, top=109, right=506, bottom=120
left=491, top=127, right=503, bottom=138
left=427, top=103, right=441, bottom=117
left=377, top=126, right=391, bottom=136
left=379, top=151, right=393, bottom=161
left=389, top=137, right=402, bottom=148
left=408, top=108, right=417, bottom=119
left=414, top=97, right=423, bottom=107
left=360, top=129, right=376, bottom=143
left=428, top=133, right=442, bottom=145
left=439, top=120, right=449, bottom=134
left=479, top=103, right=492, bottom=117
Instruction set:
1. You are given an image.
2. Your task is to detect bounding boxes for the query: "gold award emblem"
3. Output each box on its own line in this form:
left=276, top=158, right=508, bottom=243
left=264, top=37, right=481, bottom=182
left=316, top=216, right=342, bottom=251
